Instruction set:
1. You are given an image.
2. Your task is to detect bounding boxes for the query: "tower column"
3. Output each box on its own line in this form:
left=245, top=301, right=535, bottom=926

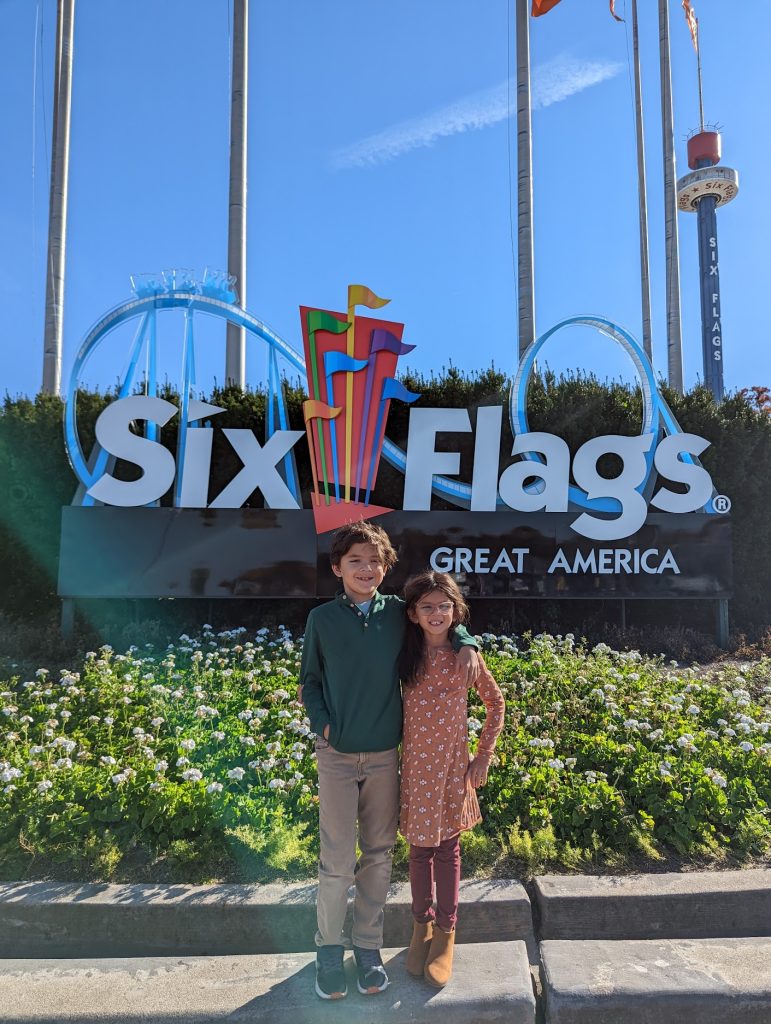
left=677, top=130, right=738, bottom=402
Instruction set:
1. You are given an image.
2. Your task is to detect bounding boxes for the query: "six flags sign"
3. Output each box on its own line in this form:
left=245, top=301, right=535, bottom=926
left=77, top=287, right=727, bottom=545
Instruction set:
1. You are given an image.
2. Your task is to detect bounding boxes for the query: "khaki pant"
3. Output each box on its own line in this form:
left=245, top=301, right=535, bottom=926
left=315, top=740, right=399, bottom=950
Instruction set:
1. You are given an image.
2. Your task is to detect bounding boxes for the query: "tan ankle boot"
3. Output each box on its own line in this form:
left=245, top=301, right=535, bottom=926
left=423, top=927, right=455, bottom=987
left=405, top=919, right=433, bottom=977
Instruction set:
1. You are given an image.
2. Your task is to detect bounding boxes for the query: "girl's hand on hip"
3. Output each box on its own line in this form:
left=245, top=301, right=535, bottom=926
left=455, top=646, right=481, bottom=686
left=466, top=754, right=490, bottom=789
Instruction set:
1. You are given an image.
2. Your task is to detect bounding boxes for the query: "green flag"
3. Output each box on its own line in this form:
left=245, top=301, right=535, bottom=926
left=307, top=310, right=349, bottom=336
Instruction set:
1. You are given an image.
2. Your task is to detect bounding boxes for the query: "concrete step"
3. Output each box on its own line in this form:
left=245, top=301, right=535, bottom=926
left=0, top=880, right=532, bottom=958
left=540, top=937, right=771, bottom=1024
left=535, top=868, right=771, bottom=940
left=0, top=941, right=536, bottom=1024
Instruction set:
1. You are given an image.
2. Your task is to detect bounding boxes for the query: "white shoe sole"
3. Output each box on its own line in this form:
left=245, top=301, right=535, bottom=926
left=315, top=976, right=347, bottom=1000
left=356, top=975, right=389, bottom=995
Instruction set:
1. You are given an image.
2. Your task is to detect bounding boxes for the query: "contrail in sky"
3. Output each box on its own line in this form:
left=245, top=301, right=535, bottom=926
left=331, top=56, right=622, bottom=170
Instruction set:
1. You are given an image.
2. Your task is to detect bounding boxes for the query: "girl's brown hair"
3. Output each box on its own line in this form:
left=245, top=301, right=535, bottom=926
left=399, top=571, right=470, bottom=687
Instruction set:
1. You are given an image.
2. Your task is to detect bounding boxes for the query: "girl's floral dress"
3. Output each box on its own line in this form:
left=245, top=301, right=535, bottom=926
left=400, top=649, right=504, bottom=847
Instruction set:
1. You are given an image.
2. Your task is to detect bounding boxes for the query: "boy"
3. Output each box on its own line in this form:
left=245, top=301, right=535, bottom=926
left=301, top=521, right=479, bottom=1000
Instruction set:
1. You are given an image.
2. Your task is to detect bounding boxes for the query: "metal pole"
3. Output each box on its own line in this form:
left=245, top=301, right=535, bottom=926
left=631, top=0, right=653, bottom=362
left=658, top=0, right=684, bottom=393
left=225, top=0, right=248, bottom=388
left=695, top=20, right=705, bottom=132
left=42, top=0, right=75, bottom=396
left=516, top=0, right=535, bottom=358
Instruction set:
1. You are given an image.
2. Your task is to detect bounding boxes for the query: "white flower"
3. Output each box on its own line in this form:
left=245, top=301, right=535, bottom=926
left=3, top=784, right=17, bottom=794
left=176, top=756, right=190, bottom=767
left=154, top=760, right=168, bottom=773
left=547, top=758, right=564, bottom=770
left=240, top=736, right=256, bottom=747
left=151, top=717, right=164, bottom=728
left=111, top=773, right=128, bottom=786
left=181, top=768, right=203, bottom=782
left=149, top=781, right=162, bottom=791
left=206, top=781, right=224, bottom=793
left=103, top=716, right=114, bottom=726
left=686, top=705, right=700, bottom=716
left=54, top=757, right=72, bottom=769
left=179, top=739, right=196, bottom=751
left=739, top=741, right=754, bottom=752
left=268, top=778, right=285, bottom=789
left=227, top=767, right=245, bottom=780
left=37, top=779, right=53, bottom=793
left=212, top=731, right=226, bottom=742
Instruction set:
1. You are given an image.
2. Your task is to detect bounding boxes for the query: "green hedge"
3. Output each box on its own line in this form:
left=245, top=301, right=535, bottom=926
left=1, top=371, right=770, bottom=629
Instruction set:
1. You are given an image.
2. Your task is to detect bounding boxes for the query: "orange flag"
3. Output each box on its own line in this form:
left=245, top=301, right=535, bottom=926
left=303, top=400, right=340, bottom=423
left=533, top=0, right=622, bottom=19
left=682, top=0, right=699, bottom=51
left=531, top=0, right=563, bottom=15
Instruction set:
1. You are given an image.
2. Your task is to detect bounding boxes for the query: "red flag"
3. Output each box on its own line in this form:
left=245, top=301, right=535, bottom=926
left=531, top=0, right=563, bottom=16
left=682, top=0, right=699, bottom=51
left=609, top=0, right=623, bottom=22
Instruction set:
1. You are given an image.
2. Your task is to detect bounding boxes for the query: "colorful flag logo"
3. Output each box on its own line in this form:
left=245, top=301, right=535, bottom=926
left=300, top=288, right=419, bottom=533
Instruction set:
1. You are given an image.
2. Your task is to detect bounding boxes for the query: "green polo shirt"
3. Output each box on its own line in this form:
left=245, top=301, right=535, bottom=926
left=300, top=591, right=477, bottom=753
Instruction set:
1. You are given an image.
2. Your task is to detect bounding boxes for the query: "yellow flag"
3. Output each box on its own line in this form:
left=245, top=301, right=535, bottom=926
left=347, top=284, right=390, bottom=310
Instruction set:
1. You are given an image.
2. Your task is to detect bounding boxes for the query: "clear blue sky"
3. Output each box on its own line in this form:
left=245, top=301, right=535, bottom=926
left=1, top=0, right=768, bottom=399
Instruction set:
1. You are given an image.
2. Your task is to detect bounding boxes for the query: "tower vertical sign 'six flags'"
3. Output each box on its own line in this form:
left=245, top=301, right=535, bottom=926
left=60, top=277, right=732, bottom=600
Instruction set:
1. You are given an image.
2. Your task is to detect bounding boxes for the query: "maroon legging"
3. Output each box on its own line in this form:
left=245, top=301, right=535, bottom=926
left=408, top=834, right=461, bottom=933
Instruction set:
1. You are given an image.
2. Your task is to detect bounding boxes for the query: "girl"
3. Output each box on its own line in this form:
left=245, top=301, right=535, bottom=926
left=399, top=571, right=505, bottom=988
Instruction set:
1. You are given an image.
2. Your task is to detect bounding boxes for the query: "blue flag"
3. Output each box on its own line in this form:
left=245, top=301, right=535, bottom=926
left=324, top=351, right=369, bottom=376
left=381, top=377, right=421, bottom=403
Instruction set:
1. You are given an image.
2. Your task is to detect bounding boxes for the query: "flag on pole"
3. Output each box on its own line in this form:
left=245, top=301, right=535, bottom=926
left=302, top=399, right=342, bottom=423
left=302, top=400, right=341, bottom=507
left=531, top=0, right=563, bottom=15
left=682, top=0, right=699, bottom=52
left=533, top=0, right=622, bottom=19
left=347, top=285, right=390, bottom=310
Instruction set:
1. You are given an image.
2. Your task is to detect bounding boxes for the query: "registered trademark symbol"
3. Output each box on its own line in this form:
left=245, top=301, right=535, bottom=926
left=712, top=494, right=731, bottom=514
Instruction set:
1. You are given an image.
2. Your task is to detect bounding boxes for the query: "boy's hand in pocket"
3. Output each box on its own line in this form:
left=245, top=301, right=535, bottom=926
left=323, top=724, right=330, bottom=740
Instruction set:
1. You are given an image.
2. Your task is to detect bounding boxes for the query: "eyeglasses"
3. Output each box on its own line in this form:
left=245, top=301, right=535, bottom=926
left=417, top=602, right=454, bottom=615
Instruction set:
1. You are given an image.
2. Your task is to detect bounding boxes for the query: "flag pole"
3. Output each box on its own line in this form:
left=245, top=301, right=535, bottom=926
left=657, top=0, right=684, bottom=393
left=516, top=0, right=535, bottom=357
left=225, top=0, right=248, bottom=388
left=42, top=0, right=75, bottom=396
left=631, top=0, right=653, bottom=362
left=695, top=18, right=705, bottom=131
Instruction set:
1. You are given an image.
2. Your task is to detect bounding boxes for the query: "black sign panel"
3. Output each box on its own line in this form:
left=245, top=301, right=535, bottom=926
left=59, top=507, right=732, bottom=600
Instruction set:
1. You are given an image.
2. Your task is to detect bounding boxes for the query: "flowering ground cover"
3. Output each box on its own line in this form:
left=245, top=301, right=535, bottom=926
left=1, top=628, right=769, bottom=882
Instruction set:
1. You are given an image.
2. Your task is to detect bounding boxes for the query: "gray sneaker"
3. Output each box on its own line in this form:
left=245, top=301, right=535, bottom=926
left=315, top=944, right=347, bottom=1000
left=353, top=946, right=389, bottom=995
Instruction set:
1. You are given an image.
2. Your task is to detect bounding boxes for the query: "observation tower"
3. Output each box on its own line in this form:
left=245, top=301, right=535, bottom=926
left=677, top=129, right=738, bottom=401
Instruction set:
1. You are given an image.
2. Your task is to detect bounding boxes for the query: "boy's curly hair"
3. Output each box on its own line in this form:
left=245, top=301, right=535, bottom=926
left=329, top=521, right=398, bottom=571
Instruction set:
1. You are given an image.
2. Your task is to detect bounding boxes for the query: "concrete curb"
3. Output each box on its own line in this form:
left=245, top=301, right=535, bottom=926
left=534, top=868, right=771, bottom=940
left=0, top=879, right=533, bottom=958
left=540, top=937, right=771, bottom=1024
left=0, top=942, right=537, bottom=1024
